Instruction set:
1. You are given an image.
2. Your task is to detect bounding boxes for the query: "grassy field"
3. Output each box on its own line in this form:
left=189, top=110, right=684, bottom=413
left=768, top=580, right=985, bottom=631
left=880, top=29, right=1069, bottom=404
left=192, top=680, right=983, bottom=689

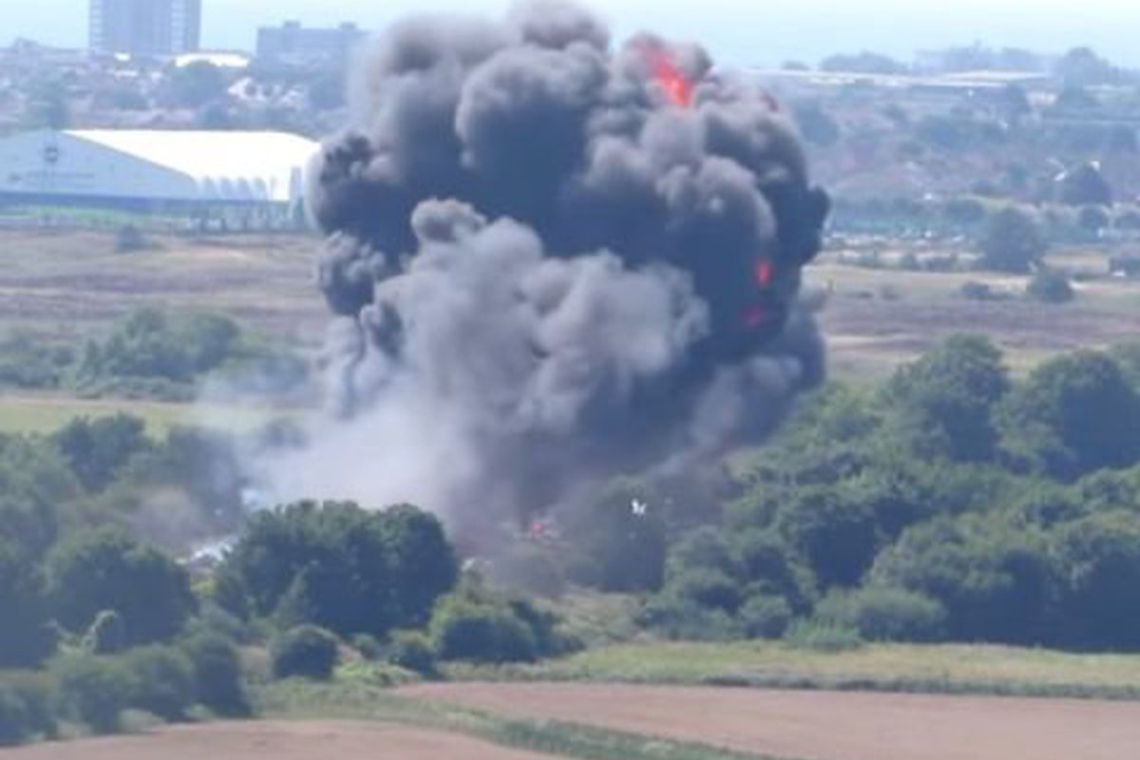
left=445, top=640, right=1140, bottom=700
left=0, top=393, right=296, bottom=435
left=809, top=247, right=1140, bottom=381
left=0, top=228, right=1137, bottom=431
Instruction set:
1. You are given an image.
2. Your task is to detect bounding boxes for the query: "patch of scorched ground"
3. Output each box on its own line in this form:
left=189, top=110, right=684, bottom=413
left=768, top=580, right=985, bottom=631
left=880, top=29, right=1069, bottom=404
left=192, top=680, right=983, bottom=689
left=0, top=721, right=567, bottom=760
left=398, top=682, right=1140, bottom=760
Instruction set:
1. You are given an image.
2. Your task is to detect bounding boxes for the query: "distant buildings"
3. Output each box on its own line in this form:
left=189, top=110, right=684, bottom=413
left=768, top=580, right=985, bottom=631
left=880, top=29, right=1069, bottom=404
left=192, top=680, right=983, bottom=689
left=256, top=21, right=366, bottom=66
left=0, top=129, right=317, bottom=219
left=89, top=0, right=202, bottom=56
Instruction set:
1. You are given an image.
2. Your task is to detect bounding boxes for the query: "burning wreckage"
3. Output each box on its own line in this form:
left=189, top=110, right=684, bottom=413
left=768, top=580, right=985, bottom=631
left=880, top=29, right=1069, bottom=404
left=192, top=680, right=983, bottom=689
left=268, top=0, right=831, bottom=538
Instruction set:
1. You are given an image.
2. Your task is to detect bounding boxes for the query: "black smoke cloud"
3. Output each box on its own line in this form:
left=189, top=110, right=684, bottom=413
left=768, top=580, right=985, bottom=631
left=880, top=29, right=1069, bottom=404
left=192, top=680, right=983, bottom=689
left=269, top=0, right=830, bottom=531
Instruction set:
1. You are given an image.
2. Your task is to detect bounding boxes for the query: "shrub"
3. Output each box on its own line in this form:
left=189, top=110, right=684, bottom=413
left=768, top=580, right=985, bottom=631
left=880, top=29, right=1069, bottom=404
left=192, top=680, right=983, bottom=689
left=51, top=654, right=132, bottom=734
left=119, top=646, right=195, bottom=721
left=1027, top=269, right=1075, bottom=304
left=430, top=596, right=537, bottom=664
left=351, top=634, right=386, bottom=662
left=0, top=674, right=56, bottom=746
left=814, top=587, right=947, bottom=642
left=738, top=595, right=794, bottom=639
left=181, top=634, right=250, bottom=717
left=387, top=631, right=437, bottom=676
left=636, top=595, right=741, bottom=641
left=784, top=620, right=865, bottom=652
left=114, top=225, right=150, bottom=253
left=666, top=568, right=744, bottom=614
left=270, top=625, right=339, bottom=680
left=961, top=281, right=996, bottom=301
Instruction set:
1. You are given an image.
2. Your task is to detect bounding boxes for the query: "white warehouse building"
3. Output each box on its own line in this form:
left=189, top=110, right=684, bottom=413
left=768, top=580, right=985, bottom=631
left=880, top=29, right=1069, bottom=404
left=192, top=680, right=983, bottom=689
left=0, top=129, right=319, bottom=221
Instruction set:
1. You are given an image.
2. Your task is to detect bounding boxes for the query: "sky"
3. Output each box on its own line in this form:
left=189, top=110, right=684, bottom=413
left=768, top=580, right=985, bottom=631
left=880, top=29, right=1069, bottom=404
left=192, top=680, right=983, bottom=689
left=7, top=0, right=1140, bottom=68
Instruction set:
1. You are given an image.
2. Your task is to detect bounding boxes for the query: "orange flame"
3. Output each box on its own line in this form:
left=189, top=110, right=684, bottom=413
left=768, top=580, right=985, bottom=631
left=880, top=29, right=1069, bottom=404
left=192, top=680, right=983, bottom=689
left=648, top=49, right=693, bottom=108
left=754, top=259, right=774, bottom=288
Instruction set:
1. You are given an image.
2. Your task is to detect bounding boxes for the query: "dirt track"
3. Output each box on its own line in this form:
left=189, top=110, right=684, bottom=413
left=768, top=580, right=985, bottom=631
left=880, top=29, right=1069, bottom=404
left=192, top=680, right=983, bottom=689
left=0, top=720, right=564, bottom=760
left=400, top=683, right=1140, bottom=760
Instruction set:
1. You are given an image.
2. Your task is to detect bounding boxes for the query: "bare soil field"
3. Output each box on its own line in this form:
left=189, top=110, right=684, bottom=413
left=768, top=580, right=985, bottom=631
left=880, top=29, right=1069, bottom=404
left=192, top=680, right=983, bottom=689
left=0, top=230, right=325, bottom=343
left=400, top=682, right=1140, bottom=760
left=0, top=720, right=566, bottom=760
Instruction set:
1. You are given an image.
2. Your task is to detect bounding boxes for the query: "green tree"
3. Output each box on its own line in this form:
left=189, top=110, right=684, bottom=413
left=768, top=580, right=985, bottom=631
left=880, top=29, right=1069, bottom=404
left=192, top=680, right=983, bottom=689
left=0, top=542, right=57, bottom=668
left=270, top=625, right=339, bottom=680
left=775, top=486, right=878, bottom=589
left=1026, top=269, right=1075, bottom=304
left=54, top=414, right=149, bottom=492
left=181, top=634, right=251, bottom=717
left=883, top=334, right=1010, bottom=462
left=429, top=593, right=538, bottom=664
left=47, top=529, right=196, bottom=646
left=217, top=501, right=455, bottom=638
left=380, top=504, right=458, bottom=627
left=1054, top=46, right=1117, bottom=87
left=980, top=206, right=1047, bottom=273
left=1052, top=512, right=1140, bottom=649
left=999, top=351, right=1140, bottom=479
left=1059, top=163, right=1113, bottom=207
left=168, top=62, right=228, bottom=108
left=870, top=516, right=1054, bottom=644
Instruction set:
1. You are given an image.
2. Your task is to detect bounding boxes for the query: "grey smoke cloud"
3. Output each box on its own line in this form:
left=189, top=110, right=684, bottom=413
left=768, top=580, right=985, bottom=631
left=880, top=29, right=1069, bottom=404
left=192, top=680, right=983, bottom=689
left=268, top=0, right=830, bottom=533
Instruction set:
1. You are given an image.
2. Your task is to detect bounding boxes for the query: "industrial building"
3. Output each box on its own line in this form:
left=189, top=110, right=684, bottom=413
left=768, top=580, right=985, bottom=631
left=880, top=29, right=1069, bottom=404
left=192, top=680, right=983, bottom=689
left=89, top=0, right=202, bottom=56
left=0, top=129, right=318, bottom=223
left=256, top=21, right=366, bottom=66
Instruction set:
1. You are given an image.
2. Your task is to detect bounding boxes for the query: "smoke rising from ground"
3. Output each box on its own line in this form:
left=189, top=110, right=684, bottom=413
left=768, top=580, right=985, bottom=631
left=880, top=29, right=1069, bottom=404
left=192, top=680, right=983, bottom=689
left=264, top=0, right=830, bottom=534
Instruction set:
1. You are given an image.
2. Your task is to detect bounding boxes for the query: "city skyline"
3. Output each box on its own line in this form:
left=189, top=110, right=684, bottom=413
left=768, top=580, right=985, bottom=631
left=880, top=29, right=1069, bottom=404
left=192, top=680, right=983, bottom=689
left=7, top=0, right=1140, bottom=68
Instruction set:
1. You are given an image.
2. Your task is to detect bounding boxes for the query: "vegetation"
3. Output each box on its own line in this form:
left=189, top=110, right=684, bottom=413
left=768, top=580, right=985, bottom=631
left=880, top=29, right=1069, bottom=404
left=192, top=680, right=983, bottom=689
left=626, top=337, right=1140, bottom=652
left=0, top=307, right=307, bottom=403
left=270, top=626, right=340, bottom=681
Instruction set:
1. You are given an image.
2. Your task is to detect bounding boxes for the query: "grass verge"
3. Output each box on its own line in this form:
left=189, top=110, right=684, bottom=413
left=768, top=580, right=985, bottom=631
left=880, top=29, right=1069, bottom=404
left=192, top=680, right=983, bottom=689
left=443, top=640, right=1140, bottom=701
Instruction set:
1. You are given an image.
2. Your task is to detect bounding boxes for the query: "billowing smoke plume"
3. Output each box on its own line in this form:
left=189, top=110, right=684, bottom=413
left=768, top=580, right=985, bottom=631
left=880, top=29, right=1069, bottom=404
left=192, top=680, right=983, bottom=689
left=267, top=0, right=830, bottom=533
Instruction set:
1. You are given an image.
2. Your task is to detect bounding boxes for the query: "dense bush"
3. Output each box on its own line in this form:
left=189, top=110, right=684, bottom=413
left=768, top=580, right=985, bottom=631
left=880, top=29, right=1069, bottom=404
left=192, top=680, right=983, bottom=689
left=217, top=501, right=456, bottom=639
left=813, top=587, right=946, bottom=642
left=119, top=646, right=195, bottom=721
left=270, top=625, right=339, bottom=680
left=387, top=631, right=438, bottom=676
left=980, top=206, right=1047, bottom=273
left=51, top=654, right=132, bottom=733
left=46, top=528, right=196, bottom=646
left=0, top=543, right=57, bottom=668
left=1026, top=269, right=1075, bottom=304
left=0, top=673, right=56, bottom=746
left=738, top=595, right=794, bottom=639
left=430, top=594, right=538, bottom=664
left=181, top=634, right=250, bottom=717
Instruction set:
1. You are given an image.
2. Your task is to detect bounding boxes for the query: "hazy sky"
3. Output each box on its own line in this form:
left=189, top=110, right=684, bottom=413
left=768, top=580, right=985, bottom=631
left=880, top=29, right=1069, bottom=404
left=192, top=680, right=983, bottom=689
left=7, top=0, right=1140, bottom=67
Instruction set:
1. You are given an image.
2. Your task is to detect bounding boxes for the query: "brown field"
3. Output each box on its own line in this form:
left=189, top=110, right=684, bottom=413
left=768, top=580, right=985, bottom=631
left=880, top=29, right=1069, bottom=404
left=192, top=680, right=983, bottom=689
left=0, top=721, right=564, bottom=760
left=400, top=682, right=1140, bottom=760
left=2, top=229, right=1137, bottom=379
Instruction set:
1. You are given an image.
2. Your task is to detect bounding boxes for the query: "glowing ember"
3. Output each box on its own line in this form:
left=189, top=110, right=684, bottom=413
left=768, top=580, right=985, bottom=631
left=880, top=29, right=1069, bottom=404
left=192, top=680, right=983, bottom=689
left=648, top=49, right=693, bottom=107
left=754, top=258, right=774, bottom=288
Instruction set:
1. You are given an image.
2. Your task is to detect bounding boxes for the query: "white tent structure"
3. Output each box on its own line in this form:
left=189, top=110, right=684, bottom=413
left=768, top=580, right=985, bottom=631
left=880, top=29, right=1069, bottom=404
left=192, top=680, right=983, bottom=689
left=0, top=129, right=318, bottom=218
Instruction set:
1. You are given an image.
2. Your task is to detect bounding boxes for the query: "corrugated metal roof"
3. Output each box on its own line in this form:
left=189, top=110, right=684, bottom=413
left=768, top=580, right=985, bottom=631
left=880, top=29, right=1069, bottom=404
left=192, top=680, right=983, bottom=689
left=65, top=130, right=318, bottom=203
